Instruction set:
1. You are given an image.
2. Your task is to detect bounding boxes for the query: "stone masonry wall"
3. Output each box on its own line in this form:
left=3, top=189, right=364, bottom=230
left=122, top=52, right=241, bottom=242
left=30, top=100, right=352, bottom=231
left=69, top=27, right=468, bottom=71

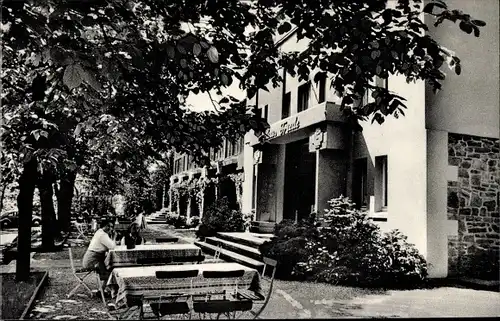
left=447, top=133, right=499, bottom=278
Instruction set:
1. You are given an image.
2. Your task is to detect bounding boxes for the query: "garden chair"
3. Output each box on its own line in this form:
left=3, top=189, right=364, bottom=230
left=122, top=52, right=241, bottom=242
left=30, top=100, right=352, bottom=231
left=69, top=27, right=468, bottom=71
left=73, top=221, right=89, bottom=241
left=212, top=242, right=223, bottom=261
left=139, top=269, right=200, bottom=320
left=235, top=257, right=277, bottom=319
left=67, top=247, right=106, bottom=307
left=192, top=269, right=252, bottom=319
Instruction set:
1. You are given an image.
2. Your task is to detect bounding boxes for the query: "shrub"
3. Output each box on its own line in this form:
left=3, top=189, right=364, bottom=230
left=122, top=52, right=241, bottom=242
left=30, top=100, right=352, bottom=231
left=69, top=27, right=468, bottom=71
left=261, top=196, right=428, bottom=288
left=174, top=215, right=187, bottom=228
left=165, top=212, right=179, bottom=226
left=243, top=211, right=255, bottom=231
left=293, top=196, right=428, bottom=288
left=187, top=216, right=200, bottom=228
left=259, top=215, right=319, bottom=280
left=196, top=197, right=245, bottom=239
left=462, top=246, right=499, bottom=281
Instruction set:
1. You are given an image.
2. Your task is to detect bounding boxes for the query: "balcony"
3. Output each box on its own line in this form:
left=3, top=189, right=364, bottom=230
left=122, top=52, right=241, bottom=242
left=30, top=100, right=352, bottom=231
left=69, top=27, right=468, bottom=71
left=248, top=101, right=348, bottom=146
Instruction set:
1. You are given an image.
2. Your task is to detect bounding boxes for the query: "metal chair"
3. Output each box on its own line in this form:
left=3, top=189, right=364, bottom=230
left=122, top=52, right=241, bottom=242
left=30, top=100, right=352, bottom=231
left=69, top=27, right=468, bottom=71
left=213, top=242, right=223, bottom=261
left=67, top=247, right=106, bottom=307
left=73, top=221, right=89, bottom=241
left=139, top=269, right=200, bottom=320
left=236, top=257, right=278, bottom=319
left=192, top=269, right=251, bottom=319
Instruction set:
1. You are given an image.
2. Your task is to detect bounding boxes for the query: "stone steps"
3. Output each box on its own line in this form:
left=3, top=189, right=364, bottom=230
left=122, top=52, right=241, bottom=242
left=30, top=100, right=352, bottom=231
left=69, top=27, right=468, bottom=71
left=216, top=232, right=270, bottom=248
left=250, top=221, right=276, bottom=234
left=205, top=236, right=262, bottom=261
left=194, top=241, right=264, bottom=272
left=194, top=231, right=275, bottom=272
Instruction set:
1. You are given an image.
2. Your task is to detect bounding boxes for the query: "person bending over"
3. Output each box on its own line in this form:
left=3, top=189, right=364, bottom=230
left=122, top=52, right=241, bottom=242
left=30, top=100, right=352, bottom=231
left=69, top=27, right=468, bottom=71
left=82, top=219, right=116, bottom=294
left=121, top=222, right=145, bottom=248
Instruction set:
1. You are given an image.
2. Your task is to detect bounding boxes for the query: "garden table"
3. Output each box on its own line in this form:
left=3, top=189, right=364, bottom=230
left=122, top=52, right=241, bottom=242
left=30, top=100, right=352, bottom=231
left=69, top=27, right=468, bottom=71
left=107, top=262, right=262, bottom=309
left=105, top=243, right=202, bottom=269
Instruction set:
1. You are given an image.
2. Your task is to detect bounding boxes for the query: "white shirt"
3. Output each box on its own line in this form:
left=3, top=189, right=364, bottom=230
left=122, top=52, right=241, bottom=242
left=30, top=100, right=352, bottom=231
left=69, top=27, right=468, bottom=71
left=88, top=228, right=116, bottom=253
left=135, top=213, right=147, bottom=229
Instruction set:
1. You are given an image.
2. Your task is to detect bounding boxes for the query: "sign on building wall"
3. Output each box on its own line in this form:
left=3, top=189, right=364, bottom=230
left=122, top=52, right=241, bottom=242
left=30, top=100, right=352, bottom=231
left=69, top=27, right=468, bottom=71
left=265, top=116, right=301, bottom=140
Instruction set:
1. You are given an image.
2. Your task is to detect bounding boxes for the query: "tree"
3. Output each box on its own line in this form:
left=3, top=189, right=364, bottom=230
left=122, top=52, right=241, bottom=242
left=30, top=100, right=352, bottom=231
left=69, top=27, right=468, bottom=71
left=1, top=0, right=486, bottom=281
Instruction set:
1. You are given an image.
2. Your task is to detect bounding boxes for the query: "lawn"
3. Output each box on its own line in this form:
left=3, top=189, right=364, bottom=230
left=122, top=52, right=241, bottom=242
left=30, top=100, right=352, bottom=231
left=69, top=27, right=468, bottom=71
left=1, top=271, right=46, bottom=320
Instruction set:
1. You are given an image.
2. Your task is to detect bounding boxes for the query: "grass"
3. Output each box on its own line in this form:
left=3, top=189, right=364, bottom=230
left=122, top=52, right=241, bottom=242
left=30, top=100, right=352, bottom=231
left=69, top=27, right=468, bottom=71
left=30, top=269, right=114, bottom=320
left=1, top=271, right=46, bottom=320
left=33, top=246, right=87, bottom=261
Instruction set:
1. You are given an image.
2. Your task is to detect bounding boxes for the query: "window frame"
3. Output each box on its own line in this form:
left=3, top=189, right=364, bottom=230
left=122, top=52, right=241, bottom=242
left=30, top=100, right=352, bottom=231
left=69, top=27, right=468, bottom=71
left=297, top=82, right=311, bottom=112
left=282, top=92, right=291, bottom=119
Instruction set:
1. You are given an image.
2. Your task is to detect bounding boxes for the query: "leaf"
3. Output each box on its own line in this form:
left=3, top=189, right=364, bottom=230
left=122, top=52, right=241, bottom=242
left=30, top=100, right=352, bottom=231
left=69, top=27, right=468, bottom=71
left=471, top=19, right=486, bottom=27
left=166, top=45, right=175, bottom=59
left=472, top=25, right=480, bottom=37
left=177, top=42, right=187, bottom=54
left=200, top=40, right=209, bottom=49
left=80, top=68, right=103, bottom=92
left=459, top=21, right=473, bottom=34
left=277, top=22, right=292, bottom=35
left=74, top=123, right=82, bottom=136
left=180, top=59, right=187, bottom=68
left=63, top=64, right=83, bottom=90
left=207, top=46, right=219, bottom=63
left=32, top=53, right=41, bottom=67
left=221, top=73, right=229, bottom=86
left=370, top=50, right=380, bottom=60
left=423, top=3, right=435, bottom=13
left=193, top=43, right=202, bottom=56
left=32, top=130, right=41, bottom=141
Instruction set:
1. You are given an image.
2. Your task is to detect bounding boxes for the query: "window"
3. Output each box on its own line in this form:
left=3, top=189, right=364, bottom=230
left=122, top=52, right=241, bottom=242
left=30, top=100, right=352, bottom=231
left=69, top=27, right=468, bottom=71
left=375, top=155, right=388, bottom=211
left=262, top=104, right=269, bottom=121
left=297, top=82, right=310, bottom=112
left=353, top=158, right=368, bottom=209
left=363, top=76, right=388, bottom=106
left=316, top=74, right=326, bottom=104
left=282, top=92, right=291, bottom=119
left=174, top=159, right=180, bottom=174
left=224, top=139, right=229, bottom=158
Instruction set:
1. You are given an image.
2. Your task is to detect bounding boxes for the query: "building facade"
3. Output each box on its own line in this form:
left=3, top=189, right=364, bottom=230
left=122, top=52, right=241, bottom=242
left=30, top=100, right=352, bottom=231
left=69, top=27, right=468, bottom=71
left=239, top=0, right=499, bottom=278
left=169, top=136, right=245, bottom=219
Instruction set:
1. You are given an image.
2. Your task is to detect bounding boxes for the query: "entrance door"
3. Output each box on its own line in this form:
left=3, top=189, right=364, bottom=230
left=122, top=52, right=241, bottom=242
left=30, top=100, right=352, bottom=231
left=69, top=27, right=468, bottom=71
left=283, top=139, right=316, bottom=222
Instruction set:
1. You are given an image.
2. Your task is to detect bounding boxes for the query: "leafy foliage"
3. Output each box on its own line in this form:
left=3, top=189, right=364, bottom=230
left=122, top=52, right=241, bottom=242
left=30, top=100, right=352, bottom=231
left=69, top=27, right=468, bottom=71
left=261, top=197, right=428, bottom=288
left=460, top=246, right=500, bottom=281
left=196, top=197, right=245, bottom=239
left=259, top=216, right=319, bottom=279
left=0, top=0, right=487, bottom=279
left=187, top=215, right=201, bottom=228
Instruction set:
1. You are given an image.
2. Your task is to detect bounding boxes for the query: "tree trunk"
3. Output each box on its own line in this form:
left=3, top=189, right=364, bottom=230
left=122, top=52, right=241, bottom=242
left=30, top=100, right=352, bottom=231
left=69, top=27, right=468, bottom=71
left=38, top=173, right=57, bottom=250
left=57, top=171, right=77, bottom=233
left=0, top=182, right=8, bottom=213
left=16, top=159, right=37, bottom=281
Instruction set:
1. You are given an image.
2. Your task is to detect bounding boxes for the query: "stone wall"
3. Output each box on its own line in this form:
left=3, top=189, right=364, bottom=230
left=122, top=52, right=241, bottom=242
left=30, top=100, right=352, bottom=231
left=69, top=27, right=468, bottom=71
left=447, top=133, right=499, bottom=278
